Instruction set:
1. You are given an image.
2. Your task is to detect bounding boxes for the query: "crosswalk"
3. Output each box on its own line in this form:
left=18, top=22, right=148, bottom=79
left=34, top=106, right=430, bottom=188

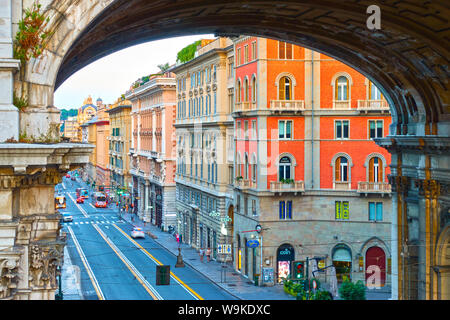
left=65, top=219, right=124, bottom=226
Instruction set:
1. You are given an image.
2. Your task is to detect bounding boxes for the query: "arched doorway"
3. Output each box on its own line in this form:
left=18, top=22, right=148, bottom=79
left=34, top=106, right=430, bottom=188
left=365, top=246, right=386, bottom=287
left=277, top=243, right=295, bottom=283
left=436, top=225, right=450, bottom=300
left=332, top=244, right=352, bottom=283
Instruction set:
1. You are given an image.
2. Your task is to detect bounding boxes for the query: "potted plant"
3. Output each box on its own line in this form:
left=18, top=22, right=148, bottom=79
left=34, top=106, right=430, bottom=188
left=338, top=279, right=366, bottom=300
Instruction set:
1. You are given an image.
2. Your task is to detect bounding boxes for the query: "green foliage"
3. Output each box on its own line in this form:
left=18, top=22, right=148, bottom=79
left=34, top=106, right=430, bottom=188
left=338, top=280, right=366, bottom=300
left=13, top=91, right=28, bottom=110
left=280, top=178, right=295, bottom=184
left=157, top=62, right=170, bottom=72
left=176, top=40, right=201, bottom=64
left=13, top=2, right=52, bottom=64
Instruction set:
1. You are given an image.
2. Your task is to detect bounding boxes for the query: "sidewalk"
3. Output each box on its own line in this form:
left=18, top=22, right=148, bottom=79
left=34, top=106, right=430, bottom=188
left=120, top=212, right=295, bottom=300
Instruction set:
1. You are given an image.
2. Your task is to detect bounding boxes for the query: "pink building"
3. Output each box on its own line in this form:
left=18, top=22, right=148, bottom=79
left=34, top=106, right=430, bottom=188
left=126, top=72, right=177, bottom=230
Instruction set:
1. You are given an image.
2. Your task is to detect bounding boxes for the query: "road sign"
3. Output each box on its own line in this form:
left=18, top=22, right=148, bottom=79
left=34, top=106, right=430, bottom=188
left=246, top=239, right=260, bottom=248
left=217, top=244, right=231, bottom=254
left=255, top=224, right=262, bottom=233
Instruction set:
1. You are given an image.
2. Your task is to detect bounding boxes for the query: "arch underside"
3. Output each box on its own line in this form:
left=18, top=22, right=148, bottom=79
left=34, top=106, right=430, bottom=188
left=48, top=0, right=449, bottom=136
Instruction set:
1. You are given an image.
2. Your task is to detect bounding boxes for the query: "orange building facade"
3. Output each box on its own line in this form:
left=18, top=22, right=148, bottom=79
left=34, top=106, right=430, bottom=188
left=232, top=36, right=392, bottom=289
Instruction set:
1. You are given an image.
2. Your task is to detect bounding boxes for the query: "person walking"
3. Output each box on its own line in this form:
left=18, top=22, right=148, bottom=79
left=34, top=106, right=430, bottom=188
left=206, top=247, right=211, bottom=262
left=199, top=248, right=204, bottom=263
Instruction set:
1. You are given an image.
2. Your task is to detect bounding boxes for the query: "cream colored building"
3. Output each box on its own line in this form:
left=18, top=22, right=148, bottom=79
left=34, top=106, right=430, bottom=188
left=172, top=38, right=235, bottom=261
left=63, top=116, right=79, bottom=141
left=106, top=98, right=132, bottom=201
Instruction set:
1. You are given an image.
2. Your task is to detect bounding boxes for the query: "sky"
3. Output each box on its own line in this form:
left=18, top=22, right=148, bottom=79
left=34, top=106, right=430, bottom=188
left=54, top=34, right=214, bottom=110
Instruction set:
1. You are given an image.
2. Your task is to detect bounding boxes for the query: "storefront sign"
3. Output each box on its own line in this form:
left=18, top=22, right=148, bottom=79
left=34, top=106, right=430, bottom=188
left=246, top=239, right=260, bottom=248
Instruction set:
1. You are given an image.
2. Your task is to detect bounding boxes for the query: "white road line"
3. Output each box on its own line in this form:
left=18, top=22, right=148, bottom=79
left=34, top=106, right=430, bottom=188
left=67, top=193, right=89, bottom=218
left=67, top=226, right=105, bottom=300
left=93, top=225, right=163, bottom=300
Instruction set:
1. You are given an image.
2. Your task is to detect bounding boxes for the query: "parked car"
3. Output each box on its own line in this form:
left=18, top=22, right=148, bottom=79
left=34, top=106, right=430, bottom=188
left=65, top=174, right=70, bottom=178
left=61, top=213, right=73, bottom=222
left=76, top=197, right=84, bottom=204
left=130, top=227, right=145, bottom=239
left=71, top=176, right=76, bottom=181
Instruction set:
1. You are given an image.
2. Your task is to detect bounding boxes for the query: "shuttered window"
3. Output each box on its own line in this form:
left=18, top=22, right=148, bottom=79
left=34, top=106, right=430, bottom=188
left=279, top=76, right=292, bottom=100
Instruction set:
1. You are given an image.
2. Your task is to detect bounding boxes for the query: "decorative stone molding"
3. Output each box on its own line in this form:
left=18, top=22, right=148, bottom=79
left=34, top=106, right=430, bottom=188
left=29, top=241, right=64, bottom=289
left=0, top=253, right=20, bottom=300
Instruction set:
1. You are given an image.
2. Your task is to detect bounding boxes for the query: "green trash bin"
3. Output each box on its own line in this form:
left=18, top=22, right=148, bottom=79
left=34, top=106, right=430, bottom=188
left=254, top=274, right=260, bottom=286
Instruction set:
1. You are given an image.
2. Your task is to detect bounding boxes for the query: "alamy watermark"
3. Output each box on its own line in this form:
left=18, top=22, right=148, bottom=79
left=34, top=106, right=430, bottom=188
left=366, top=5, right=381, bottom=30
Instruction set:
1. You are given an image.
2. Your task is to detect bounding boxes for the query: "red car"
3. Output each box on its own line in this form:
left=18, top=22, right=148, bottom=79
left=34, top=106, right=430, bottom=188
left=76, top=197, right=84, bottom=204
left=65, top=174, right=70, bottom=178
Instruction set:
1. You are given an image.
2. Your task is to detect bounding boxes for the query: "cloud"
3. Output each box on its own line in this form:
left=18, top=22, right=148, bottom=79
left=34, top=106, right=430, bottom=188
left=54, top=34, right=214, bottom=110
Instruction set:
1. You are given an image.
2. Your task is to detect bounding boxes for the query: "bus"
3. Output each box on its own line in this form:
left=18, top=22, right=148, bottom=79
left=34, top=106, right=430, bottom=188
left=80, top=188, right=89, bottom=199
left=93, top=192, right=107, bottom=208
left=55, top=195, right=66, bottom=210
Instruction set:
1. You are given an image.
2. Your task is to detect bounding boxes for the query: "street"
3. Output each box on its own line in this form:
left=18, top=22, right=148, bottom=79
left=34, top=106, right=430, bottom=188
left=57, top=176, right=236, bottom=300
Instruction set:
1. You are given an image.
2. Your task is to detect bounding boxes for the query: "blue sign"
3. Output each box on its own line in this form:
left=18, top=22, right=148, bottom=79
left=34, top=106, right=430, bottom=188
left=246, top=240, right=260, bottom=248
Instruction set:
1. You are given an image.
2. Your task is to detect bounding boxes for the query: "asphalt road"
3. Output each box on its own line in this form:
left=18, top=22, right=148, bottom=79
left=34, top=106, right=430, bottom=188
left=57, top=175, right=236, bottom=300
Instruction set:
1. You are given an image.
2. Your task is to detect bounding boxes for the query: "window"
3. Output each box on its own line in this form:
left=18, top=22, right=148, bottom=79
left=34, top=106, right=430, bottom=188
left=369, top=82, right=382, bottom=100
left=251, top=41, right=257, bottom=60
left=369, top=120, right=383, bottom=139
left=335, top=157, right=349, bottom=182
left=244, top=78, right=249, bottom=101
left=279, top=120, right=292, bottom=139
left=335, top=120, right=349, bottom=139
left=244, top=196, right=248, bottom=215
left=369, top=202, right=383, bottom=221
left=335, top=201, right=349, bottom=220
left=251, top=120, right=257, bottom=139
left=369, top=157, right=383, bottom=182
left=279, top=76, right=292, bottom=100
left=244, top=154, right=249, bottom=179
left=244, top=45, right=249, bottom=63
left=279, top=200, right=293, bottom=220
left=279, top=156, right=292, bottom=181
left=237, top=121, right=241, bottom=139
left=237, top=48, right=241, bottom=66
left=336, top=76, right=349, bottom=101
left=251, top=155, right=257, bottom=182
left=251, top=77, right=257, bottom=102
left=237, top=194, right=241, bottom=213
left=278, top=41, right=293, bottom=59
left=244, top=121, right=249, bottom=139
left=252, top=199, right=257, bottom=216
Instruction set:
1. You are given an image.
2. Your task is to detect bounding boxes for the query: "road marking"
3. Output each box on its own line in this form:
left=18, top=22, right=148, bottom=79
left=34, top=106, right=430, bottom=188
left=67, top=226, right=105, bottom=300
left=113, top=224, right=203, bottom=300
left=93, top=224, right=162, bottom=300
left=89, top=203, right=96, bottom=210
left=67, top=192, right=89, bottom=218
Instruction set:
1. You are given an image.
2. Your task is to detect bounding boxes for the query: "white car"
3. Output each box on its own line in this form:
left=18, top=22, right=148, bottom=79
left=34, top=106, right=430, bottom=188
left=61, top=213, right=73, bottom=222
left=131, top=227, right=145, bottom=239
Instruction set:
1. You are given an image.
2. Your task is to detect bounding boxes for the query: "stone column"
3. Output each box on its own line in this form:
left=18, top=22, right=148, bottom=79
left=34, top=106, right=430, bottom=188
left=0, top=0, right=20, bottom=142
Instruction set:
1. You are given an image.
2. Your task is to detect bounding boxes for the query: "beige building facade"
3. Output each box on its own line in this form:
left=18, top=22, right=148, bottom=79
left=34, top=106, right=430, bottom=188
left=126, top=72, right=177, bottom=230
left=172, top=38, right=235, bottom=261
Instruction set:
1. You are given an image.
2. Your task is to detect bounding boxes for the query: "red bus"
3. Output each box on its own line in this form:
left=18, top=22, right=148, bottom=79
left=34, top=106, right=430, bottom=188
left=93, top=192, right=107, bottom=208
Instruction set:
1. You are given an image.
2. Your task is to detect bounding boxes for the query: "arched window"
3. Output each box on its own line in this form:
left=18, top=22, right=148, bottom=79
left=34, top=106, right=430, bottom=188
left=236, top=153, right=242, bottom=178
left=244, top=154, right=249, bottom=179
left=244, top=78, right=249, bottom=101
left=335, top=156, right=349, bottom=182
left=251, top=154, right=257, bottom=182
left=336, top=76, right=349, bottom=101
left=279, top=156, right=292, bottom=181
left=369, top=157, right=383, bottom=182
left=279, top=76, right=292, bottom=100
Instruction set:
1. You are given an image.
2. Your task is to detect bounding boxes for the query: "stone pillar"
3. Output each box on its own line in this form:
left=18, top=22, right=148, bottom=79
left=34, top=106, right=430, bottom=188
left=390, top=192, right=399, bottom=300
left=0, top=0, right=20, bottom=142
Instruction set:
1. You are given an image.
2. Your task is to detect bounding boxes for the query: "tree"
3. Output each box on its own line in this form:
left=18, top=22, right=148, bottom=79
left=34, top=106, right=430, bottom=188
left=157, top=63, right=170, bottom=73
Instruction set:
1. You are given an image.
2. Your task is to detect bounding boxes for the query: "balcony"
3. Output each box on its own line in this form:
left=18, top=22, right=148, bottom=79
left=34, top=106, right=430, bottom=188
left=234, top=101, right=257, bottom=112
left=270, top=180, right=305, bottom=194
left=270, top=100, right=304, bottom=112
left=357, top=182, right=392, bottom=194
left=234, top=178, right=255, bottom=190
left=357, top=100, right=390, bottom=113
left=333, top=181, right=351, bottom=190
left=333, top=100, right=351, bottom=109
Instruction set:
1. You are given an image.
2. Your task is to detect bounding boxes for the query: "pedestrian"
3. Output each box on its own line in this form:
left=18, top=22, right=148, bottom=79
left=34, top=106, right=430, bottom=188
left=199, top=248, right=204, bottom=262
left=206, top=247, right=211, bottom=262
left=126, top=204, right=129, bottom=213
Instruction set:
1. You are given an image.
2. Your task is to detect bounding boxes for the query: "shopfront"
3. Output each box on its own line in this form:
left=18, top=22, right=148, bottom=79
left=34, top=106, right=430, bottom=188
left=277, top=243, right=295, bottom=283
left=365, top=246, right=386, bottom=287
left=332, top=244, right=352, bottom=283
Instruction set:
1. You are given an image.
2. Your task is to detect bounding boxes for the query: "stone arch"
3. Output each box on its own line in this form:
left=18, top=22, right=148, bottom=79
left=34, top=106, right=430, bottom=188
left=11, top=0, right=447, bottom=142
